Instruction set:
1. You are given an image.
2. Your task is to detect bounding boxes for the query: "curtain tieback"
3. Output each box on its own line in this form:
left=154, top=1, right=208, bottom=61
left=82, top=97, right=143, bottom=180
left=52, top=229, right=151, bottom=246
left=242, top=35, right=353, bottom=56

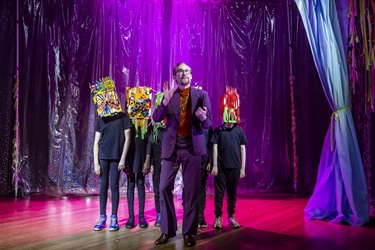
left=330, top=106, right=350, bottom=151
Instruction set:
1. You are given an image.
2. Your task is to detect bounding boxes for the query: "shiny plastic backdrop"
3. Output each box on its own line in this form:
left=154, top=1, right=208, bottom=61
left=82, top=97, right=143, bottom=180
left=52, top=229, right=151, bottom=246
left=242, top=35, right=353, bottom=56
left=18, top=0, right=293, bottom=195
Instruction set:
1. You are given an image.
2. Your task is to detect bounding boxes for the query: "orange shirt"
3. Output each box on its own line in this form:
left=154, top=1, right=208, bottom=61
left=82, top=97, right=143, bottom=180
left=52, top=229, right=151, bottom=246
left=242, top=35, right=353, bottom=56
left=178, top=87, right=192, bottom=136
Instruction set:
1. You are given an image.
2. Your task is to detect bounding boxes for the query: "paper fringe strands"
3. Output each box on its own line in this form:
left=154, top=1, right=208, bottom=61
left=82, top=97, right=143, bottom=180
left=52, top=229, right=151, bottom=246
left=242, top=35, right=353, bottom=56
left=348, top=0, right=375, bottom=111
left=152, top=92, right=166, bottom=142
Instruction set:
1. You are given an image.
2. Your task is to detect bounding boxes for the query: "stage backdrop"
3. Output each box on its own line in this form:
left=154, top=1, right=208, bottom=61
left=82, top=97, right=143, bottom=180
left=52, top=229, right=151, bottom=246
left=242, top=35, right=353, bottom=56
left=13, top=0, right=330, bottom=195
left=0, top=0, right=16, bottom=196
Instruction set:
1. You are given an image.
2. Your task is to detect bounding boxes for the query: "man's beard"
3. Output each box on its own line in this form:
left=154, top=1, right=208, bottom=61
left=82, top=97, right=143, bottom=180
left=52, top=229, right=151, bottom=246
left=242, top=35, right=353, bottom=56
left=180, top=78, right=191, bottom=85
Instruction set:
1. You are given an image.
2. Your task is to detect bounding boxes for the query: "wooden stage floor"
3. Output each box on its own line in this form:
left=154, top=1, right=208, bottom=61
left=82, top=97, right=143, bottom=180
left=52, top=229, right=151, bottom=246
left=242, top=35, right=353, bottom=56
left=1, top=192, right=374, bottom=250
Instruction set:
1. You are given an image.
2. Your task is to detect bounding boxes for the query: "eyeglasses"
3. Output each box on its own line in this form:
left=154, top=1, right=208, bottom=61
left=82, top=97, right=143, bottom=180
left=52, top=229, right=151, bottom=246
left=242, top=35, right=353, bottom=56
left=176, top=69, right=191, bottom=75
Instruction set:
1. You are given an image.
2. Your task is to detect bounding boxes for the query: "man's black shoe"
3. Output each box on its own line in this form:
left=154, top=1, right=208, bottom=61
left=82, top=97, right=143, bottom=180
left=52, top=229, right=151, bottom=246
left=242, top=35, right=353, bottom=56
left=183, top=234, right=196, bottom=247
left=155, top=233, right=175, bottom=245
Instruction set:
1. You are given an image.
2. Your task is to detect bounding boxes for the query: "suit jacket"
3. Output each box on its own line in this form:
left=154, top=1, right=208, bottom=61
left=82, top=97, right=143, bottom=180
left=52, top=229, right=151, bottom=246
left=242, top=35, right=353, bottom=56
left=152, top=87, right=212, bottom=158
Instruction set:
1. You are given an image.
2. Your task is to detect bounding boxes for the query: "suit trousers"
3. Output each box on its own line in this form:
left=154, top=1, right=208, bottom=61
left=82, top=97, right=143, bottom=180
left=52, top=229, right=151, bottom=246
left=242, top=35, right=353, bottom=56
left=160, top=139, right=201, bottom=236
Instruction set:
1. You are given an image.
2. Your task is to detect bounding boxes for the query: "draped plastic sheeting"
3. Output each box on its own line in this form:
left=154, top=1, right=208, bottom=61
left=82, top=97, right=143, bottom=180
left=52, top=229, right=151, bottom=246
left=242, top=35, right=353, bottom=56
left=0, top=0, right=16, bottom=195
left=17, top=0, right=296, bottom=195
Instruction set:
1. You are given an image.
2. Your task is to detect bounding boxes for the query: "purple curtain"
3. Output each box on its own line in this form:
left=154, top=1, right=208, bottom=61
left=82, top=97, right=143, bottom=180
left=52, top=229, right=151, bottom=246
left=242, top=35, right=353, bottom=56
left=0, top=0, right=16, bottom=195
left=15, top=0, right=328, bottom=195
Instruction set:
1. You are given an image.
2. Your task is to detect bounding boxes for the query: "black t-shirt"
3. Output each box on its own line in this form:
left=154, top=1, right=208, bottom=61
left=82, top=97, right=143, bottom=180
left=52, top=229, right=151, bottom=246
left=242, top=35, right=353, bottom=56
left=95, top=112, right=133, bottom=160
left=211, top=124, right=247, bottom=169
left=150, top=126, right=166, bottom=165
left=126, top=120, right=152, bottom=173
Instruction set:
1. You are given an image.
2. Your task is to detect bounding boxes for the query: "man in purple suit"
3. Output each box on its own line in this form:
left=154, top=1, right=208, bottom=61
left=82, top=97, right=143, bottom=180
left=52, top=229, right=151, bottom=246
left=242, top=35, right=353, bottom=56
left=153, top=62, right=212, bottom=247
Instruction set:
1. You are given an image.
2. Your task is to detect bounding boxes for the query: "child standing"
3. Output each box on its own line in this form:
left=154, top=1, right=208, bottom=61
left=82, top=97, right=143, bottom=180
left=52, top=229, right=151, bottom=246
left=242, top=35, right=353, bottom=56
left=91, top=77, right=132, bottom=231
left=124, top=120, right=152, bottom=229
left=124, top=86, right=152, bottom=229
left=211, top=87, right=247, bottom=229
left=198, top=126, right=213, bottom=228
left=150, top=92, right=166, bottom=227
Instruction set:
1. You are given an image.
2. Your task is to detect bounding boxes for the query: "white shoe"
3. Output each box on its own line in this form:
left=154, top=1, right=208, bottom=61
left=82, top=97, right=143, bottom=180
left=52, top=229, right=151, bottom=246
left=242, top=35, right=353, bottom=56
left=214, top=217, right=222, bottom=229
left=228, top=217, right=240, bottom=228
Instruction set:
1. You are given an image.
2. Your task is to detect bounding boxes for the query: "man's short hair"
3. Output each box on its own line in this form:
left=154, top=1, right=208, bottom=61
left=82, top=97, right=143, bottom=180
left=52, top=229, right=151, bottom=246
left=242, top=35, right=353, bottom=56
left=172, top=62, right=192, bottom=76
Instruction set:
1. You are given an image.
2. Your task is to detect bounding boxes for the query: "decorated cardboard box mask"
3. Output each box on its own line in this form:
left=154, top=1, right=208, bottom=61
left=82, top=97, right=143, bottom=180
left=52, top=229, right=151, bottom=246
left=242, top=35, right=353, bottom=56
left=126, top=86, right=152, bottom=138
left=90, top=77, right=122, bottom=117
left=220, top=86, right=240, bottom=123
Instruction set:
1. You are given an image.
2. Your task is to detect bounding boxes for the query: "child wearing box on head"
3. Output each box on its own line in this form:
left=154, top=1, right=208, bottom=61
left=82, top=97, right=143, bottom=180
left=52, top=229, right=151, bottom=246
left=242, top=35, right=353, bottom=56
left=211, top=87, right=248, bottom=229
left=90, top=77, right=132, bottom=231
left=123, top=86, right=153, bottom=229
left=149, top=92, right=166, bottom=227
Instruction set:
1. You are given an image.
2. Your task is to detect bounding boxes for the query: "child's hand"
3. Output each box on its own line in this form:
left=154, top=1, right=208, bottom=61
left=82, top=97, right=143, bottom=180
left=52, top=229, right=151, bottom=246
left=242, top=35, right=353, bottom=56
left=118, top=159, right=126, bottom=171
left=211, top=165, right=218, bottom=176
left=206, top=163, right=211, bottom=173
left=240, top=168, right=245, bottom=178
left=94, top=163, right=101, bottom=176
left=142, top=164, right=150, bottom=176
left=150, top=165, right=155, bottom=174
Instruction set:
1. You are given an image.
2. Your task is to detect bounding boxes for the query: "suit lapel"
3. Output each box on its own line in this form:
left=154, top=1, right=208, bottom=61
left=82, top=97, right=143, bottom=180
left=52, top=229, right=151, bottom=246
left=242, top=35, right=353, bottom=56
left=190, top=87, right=198, bottom=114
left=170, top=90, right=181, bottom=122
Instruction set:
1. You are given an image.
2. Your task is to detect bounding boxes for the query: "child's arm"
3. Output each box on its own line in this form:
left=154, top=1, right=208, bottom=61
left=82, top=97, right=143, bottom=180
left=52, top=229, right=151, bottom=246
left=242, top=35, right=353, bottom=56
left=142, top=153, right=151, bottom=175
left=149, top=124, right=155, bottom=174
left=119, top=128, right=131, bottom=171
left=150, top=147, right=155, bottom=174
left=206, top=127, right=213, bottom=172
left=211, top=144, right=218, bottom=176
left=150, top=146, right=155, bottom=174
left=240, top=145, right=246, bottom=178
left=93, top=132, right=101, bottom=176
left=143, top=125, right=152, bottom=175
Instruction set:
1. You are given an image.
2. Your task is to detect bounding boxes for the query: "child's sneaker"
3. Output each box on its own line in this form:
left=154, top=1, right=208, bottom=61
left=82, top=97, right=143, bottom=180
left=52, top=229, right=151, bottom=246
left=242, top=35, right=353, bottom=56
left=228, top=217, right=240, bottom=228
left=108, top=215, right=119, bottom=231
left=198, top=217, right=208, bottom=228
left=213, top=217, right=222, bottom=229
left=93, top=214, right=107, bottom=231
left=154, top=213, right=161, bottom=227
